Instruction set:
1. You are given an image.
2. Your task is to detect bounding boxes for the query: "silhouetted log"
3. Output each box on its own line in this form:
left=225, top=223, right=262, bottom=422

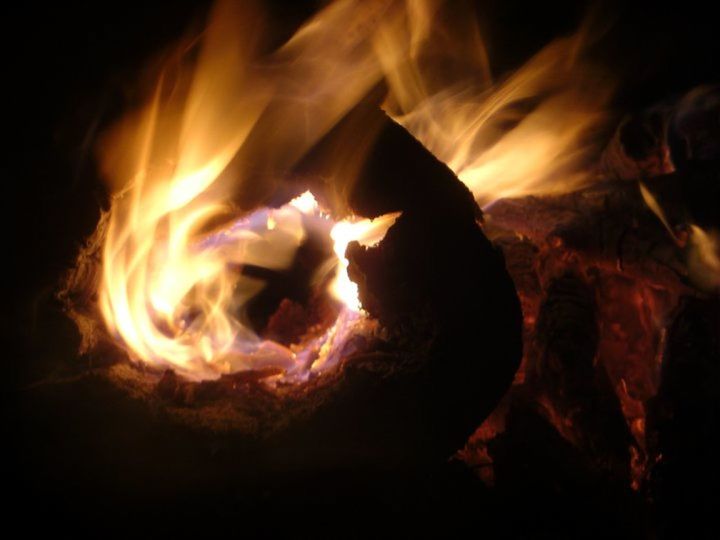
left=647, top=295, right=720, bottom=539
left=598, top=84, right=720, bottom=232
left=337, top=110, right=521, bottom=459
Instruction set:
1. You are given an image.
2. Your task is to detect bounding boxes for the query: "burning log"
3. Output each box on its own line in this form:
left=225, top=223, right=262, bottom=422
left=52, top=107, right=523, bottom=485
left=601, top=85, right=720, bottom=181
left=526, top=272, right=633, bottom=484
left=463, top=159, right=694, bottom=499
left=464, top=272, right=647, bottom=537
left=600, top=108, right=674, bottom=181
left=17, top=0, right=720, bottom=533
left=599, top=85, right=720, bottom=233
left=486, top=170, right=718, bottom=293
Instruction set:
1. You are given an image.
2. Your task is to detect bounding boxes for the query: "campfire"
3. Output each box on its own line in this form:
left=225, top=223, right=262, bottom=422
left=17, top=0, right=718, bottom=536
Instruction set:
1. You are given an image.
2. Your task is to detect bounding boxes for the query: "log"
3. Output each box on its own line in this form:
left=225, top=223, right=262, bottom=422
left=45, top=104, right=523, bottom=519
left=486, top=176, right=699, bottom=292
left=526, top=272, right=633, bottom=484
left=332, top=109, right=522, bottom=458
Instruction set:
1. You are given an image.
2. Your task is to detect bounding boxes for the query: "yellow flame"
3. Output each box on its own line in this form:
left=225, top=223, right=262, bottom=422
left=639, top=182, right=676, bottom=240
left=639, top=183, right=720, bottom=291
left=330, top=212, right=401, bottom=311
left=92, top=0, right=618, bottom=381
left=376, top=1, right=613, bottom=206
left=688, top=225, right=720, bottom=291
left=97, top=1, right=400, bottom=381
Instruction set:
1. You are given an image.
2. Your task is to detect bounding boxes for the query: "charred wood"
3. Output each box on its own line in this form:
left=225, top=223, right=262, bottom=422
left=526, top=272, right=633, bottom=485
left=486, top=175, right=708, bottom=292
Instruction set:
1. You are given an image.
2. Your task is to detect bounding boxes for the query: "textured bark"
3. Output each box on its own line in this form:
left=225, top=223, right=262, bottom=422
left=486, top=176, right=703, bottom=292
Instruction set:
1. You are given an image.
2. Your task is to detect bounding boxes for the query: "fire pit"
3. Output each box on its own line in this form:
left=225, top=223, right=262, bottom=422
left=11, top=0, right=719, bottom=537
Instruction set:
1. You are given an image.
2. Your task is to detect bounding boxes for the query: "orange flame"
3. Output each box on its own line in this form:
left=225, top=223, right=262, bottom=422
left=376, top=1, right=614, bottom=206
left=90, top=0, right=616, bottom=381
left=687, top=224, right=720, bottom=291
left=97, top=1, right=400, bottom=381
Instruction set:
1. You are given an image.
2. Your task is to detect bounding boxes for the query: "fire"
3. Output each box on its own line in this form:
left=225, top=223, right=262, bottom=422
left=80, top=0, right=616, bottom=382
left=376, top=2, right=613, bottom=206
left=329, top=212, right=400, bottom=311
left=96, top=0, right=402, bottom=381
left=103, top=176, right=396, bottom=381
left=640, top=182, right=720, bottom=291
left=638, top=182, right=676, bottom=239
left=687, top=224, right=720, bottom=291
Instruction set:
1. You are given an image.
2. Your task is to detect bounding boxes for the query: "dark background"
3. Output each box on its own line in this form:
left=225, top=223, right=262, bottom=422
left=6, top=0, right=719, bottom=536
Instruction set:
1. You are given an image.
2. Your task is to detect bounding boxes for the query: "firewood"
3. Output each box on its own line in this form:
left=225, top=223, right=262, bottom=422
left=486, top=176, right=701, bottom=292
left=600, top=108, right=673, bottom=181
left=528, top=273, right=633, bottom=482
left=600, top=85, right=720, bottom=182
left=343, top=111, right=522, bottom=459
left=51, top=105, right=523, bottom=482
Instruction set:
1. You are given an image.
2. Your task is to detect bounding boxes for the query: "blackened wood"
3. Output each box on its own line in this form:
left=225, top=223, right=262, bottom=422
left=601, top=108, right=673, bottom=181
left=343, top=112, right=522, bottom=460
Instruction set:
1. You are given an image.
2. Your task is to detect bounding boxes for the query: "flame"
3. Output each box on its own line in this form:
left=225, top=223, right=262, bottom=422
left=639, top=182, right=720, bottom=290
left=376, top=1, right=614, bottom=206
left=638, top=182, right=676, bottom=240
left=687, top=224, right=720, bottom=291
left=330, top=212, right=401, bottom=311
left=97, top=1, right=400, bottom=381
left=86, top=0, right=617, bottom=382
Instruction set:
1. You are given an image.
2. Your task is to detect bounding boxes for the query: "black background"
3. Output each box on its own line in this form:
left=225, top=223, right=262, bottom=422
left=6, top=0, right=719, bottom=536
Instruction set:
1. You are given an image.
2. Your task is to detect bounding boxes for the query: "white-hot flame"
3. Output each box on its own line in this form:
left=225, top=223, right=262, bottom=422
left=330, top=212, right=401, bottom=311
